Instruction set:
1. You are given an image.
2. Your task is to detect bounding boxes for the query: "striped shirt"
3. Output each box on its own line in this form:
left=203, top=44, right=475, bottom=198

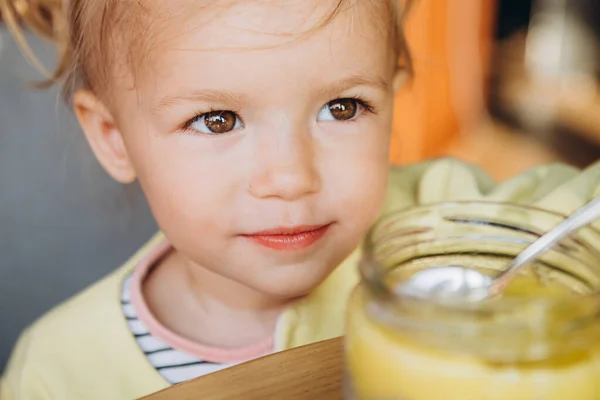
left=120, top=241, right=274, bottom=385
left=121, top=275, right=237, bottom=383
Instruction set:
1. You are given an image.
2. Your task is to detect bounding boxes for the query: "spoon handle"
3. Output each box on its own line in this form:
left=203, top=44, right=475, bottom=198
left=491, top=196, right=600, bottom=294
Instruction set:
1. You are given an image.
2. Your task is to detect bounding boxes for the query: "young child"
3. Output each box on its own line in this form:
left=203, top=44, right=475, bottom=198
left=2, top=0, right=600, bottom=399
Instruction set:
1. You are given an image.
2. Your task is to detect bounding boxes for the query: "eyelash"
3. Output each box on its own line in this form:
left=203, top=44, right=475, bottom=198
left=345, top=95, right=376, bottom=116
left=179, top=96, right=376, bottom=134
left=180, top=107, right=244, bottom=133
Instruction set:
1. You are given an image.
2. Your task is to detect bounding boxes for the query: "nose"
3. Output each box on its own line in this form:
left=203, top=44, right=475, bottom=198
left=248, top=129, right=320, bottom=201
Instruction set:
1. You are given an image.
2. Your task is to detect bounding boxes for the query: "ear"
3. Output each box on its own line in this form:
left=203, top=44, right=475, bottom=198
left=72, top=90, right=137, bottom=184
left=392, top=68, right=410, bottom=93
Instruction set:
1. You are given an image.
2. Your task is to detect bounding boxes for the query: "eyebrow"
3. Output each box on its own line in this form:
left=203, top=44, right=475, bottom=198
left=152, top=89, right=247, bottom=114
left=152, top=72, right=390, bottom=113
left=317, top=73, right=391, bottom=97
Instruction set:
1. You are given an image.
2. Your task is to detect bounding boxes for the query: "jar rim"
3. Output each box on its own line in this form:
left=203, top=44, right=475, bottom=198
left=361, top=200, right=600, bottom=312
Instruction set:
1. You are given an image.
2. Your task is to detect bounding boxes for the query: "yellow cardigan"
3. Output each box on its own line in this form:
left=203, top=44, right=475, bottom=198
left=2, top=159, right=600, bottom=400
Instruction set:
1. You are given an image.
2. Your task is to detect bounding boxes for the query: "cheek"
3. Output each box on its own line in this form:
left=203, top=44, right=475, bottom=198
left=322, top=119, right=391, bottom=229
left=128, top=135, right=242, bottom=237
left=337, top=157, right=389, bottom=226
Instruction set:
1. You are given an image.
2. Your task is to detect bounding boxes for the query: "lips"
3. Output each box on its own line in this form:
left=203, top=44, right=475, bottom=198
left=242, top=224, right=332, bottom=251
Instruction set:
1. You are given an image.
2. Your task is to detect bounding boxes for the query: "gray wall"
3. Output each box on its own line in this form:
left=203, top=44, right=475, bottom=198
left=0, top=27, right=157, bottom=371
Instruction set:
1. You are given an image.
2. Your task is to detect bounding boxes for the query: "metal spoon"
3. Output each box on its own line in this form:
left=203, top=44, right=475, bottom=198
left=398, top=196, right=600, bottom=303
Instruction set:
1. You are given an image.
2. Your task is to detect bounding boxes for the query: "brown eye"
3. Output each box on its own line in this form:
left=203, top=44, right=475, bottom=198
left=326, top=98, right=358, bottom=121
left=186, top=110, right=242, bottom=134
left=204, top=111, right=239, bottom=133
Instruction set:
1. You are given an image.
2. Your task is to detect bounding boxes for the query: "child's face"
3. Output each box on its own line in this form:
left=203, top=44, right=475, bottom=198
left=80, top=0, right=399, bottom=298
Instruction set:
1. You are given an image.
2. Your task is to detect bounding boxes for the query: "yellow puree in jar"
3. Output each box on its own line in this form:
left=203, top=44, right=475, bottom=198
left=346, top=274, right=600, bottom=400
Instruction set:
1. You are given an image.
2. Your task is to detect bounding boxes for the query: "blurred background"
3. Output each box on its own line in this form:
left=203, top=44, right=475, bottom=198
left=393, top=0, right=600, bottom=176
left=1, top=0, right=600, bottom=371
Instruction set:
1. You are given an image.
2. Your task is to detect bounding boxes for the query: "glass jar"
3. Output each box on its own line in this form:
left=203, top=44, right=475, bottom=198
left=345, top=201, right=600, bottom=400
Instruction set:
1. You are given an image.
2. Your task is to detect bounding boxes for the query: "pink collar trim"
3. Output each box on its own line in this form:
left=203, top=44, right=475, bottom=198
left=129, top=240, right=274, bottom=364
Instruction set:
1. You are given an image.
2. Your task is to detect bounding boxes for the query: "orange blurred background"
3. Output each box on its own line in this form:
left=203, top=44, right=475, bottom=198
left=391, top=0, right=495, bottom=165
left=390, top=0, right=600, bottom=180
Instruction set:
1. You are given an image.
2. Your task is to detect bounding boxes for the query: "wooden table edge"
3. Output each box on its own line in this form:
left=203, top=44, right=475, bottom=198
left=141, top=336, right=345, bottom=400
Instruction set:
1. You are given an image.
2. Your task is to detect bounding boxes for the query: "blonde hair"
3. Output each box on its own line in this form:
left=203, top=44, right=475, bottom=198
left=1, top=0, right=413, bottom=99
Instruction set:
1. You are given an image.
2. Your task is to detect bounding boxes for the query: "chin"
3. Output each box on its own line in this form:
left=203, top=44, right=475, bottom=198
left=254, top=264, right=334, bottom=299
left=259, top=279, right=323, bottom=300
